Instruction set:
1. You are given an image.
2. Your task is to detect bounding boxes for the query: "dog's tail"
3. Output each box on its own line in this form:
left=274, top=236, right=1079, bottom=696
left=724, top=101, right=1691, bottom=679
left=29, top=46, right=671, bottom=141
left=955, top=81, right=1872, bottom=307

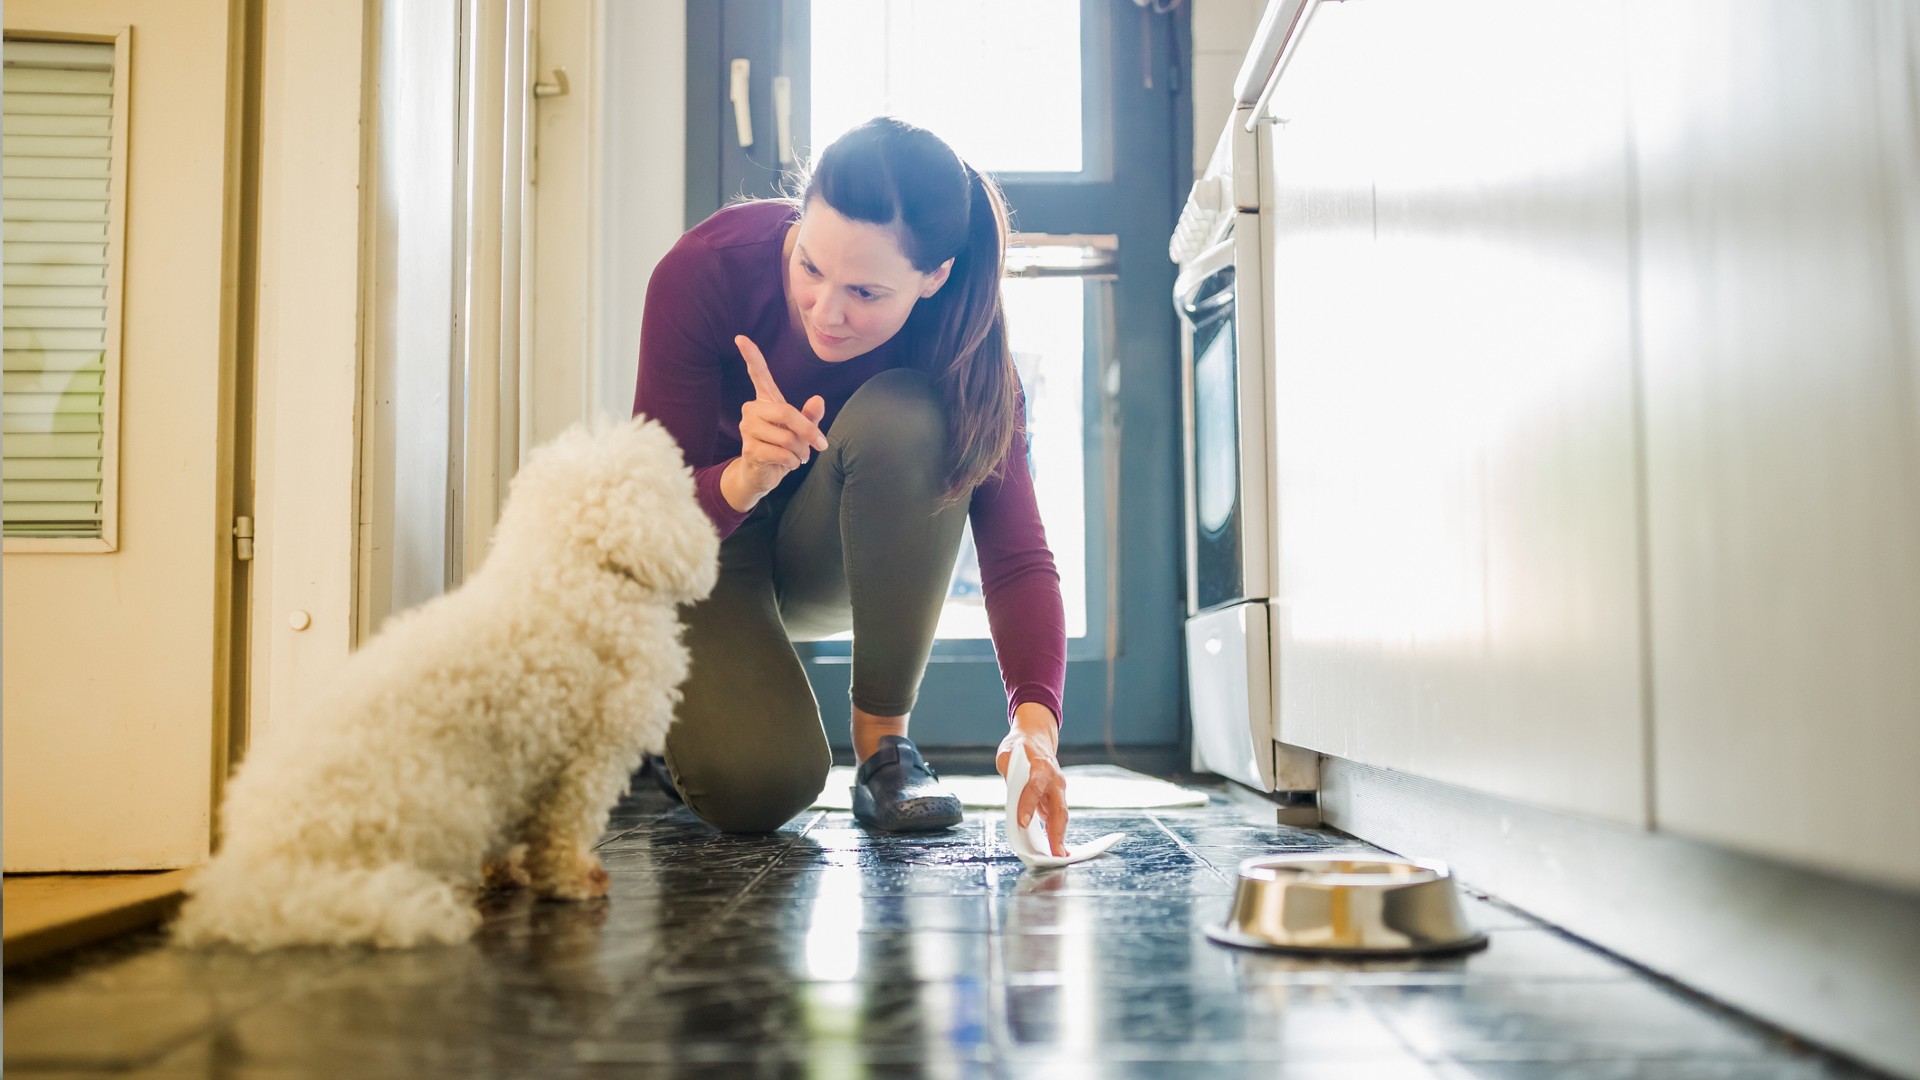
left=172, top=857, right=480, bottom=950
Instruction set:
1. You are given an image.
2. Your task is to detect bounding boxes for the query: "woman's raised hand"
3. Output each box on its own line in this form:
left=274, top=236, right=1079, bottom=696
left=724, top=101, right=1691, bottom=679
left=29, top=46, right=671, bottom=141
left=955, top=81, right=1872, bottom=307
left=722, top=334, right=830, bottom=511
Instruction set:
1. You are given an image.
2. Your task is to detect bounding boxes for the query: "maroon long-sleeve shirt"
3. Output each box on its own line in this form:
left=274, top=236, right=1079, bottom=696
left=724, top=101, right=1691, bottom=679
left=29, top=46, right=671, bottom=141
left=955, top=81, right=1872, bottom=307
left=633, top=200, right=1067, bottom=724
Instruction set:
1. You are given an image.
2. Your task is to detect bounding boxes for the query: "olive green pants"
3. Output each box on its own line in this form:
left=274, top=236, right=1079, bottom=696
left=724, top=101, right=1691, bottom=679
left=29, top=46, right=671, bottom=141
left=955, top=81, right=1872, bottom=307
left=663, top=369, right=971, bottom=832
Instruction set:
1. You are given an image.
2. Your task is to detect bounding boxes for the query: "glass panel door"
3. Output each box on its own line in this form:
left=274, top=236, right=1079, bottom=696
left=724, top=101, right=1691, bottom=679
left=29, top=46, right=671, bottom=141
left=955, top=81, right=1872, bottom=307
left=689, top=0, right=1187, bottom=753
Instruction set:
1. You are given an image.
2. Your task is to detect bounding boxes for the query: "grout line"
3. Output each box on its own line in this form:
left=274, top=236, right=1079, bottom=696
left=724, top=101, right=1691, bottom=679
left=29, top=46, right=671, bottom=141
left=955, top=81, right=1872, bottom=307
left=981, top=815, right=1013, bottom=1063
left=1343, top=975, right=1447, bottom=1069
left=1145, top=810, right=1232, bottom=881
left=593, top=797, right=680, bottom=850
left=593, top=820, right=648, bottom=850
left=793, top=809, right=827, bottom=840
left=642, top=810, right=824, bottom=973
left=980, top=812, right=1005, bottom=936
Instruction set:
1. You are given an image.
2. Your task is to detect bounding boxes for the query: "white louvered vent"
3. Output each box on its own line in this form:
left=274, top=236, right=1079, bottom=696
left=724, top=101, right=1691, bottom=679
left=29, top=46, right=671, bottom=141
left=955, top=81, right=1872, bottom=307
left=3, top=38, right=122, bottom=543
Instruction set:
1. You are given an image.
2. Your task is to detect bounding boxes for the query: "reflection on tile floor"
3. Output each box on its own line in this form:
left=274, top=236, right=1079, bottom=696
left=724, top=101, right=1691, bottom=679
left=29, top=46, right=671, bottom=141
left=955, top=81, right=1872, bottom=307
left=2, top=780, right=1892, bottom=1079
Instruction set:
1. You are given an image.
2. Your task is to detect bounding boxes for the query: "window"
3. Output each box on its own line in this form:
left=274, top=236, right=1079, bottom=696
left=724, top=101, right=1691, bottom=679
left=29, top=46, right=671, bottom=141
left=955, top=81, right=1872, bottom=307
left=810, top=0, right=1085, bottom=175
left=935, top=273, right=1091, bottom=641
left=811, top=234, right=1114, bottom=650
left=2, top=36, right=127, bottom=548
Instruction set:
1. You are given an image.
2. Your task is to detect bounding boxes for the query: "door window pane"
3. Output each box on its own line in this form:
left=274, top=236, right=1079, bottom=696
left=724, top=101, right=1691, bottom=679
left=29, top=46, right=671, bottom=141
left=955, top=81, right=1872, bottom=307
left=934, top=276, right=1089, bottom=640
left=2, top=39, right=121, bottom=543
left=810, top=0, right=1082, bottom=173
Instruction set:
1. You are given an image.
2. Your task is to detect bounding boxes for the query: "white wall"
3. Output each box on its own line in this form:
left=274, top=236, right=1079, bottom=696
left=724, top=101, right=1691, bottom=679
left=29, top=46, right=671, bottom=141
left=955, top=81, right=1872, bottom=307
left=1189, top=0, right=1265, bottom=175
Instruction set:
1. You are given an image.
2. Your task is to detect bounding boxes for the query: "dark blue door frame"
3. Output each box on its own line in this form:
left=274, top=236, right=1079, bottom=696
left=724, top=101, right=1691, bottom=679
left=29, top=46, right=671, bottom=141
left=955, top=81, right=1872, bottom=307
left=681, top=0, right=1192, bottom=756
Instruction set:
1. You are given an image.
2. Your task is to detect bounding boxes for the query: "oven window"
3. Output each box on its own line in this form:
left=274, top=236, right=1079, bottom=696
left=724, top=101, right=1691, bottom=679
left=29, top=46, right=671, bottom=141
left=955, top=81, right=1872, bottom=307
left=1190, top=300, right=1245, bottom=611
left=1194, top=316, right=1238, bottom=536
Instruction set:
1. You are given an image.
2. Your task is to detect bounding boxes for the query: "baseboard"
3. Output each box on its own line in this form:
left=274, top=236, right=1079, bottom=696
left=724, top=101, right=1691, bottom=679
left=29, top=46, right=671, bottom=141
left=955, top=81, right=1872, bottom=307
left=2, top=870, right=195, bottom=968
left=1320, top=757, right=1920, bottom=1080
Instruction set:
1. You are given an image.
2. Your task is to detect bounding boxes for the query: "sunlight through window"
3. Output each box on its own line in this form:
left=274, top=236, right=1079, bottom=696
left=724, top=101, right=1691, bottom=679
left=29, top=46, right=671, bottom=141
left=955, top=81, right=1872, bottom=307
left=934, top=277, right=1089, bottom=640
left=810, top=0, right=1082, bottom=174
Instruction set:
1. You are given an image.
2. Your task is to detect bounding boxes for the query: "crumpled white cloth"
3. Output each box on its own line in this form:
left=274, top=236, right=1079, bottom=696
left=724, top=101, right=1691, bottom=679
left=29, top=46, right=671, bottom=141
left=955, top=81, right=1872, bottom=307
left=1002, top=736, right=1126, bottom=868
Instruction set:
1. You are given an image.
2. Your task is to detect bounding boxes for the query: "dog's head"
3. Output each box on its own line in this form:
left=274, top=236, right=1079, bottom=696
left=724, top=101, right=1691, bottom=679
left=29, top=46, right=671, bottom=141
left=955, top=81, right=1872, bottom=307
left=489, top=416, right=719, bottom=605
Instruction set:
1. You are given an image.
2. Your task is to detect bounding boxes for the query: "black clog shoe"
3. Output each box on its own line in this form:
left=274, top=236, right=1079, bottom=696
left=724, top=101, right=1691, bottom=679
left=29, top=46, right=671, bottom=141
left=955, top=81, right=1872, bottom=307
left=851, top=735, right=964, bottom=832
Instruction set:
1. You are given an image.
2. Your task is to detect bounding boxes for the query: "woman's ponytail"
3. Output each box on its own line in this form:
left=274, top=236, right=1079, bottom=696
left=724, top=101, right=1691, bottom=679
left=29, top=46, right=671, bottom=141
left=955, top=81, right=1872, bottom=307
left=923, top=165, right=1019, bottom=506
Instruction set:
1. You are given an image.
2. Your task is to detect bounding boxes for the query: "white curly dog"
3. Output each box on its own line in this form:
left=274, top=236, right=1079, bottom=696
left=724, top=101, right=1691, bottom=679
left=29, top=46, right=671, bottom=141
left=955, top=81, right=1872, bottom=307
left=174, top=416, right=718, bottom=949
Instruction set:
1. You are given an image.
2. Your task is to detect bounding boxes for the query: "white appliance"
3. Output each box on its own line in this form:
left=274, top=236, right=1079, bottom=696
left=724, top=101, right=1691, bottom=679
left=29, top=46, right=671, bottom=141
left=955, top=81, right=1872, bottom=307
left=1174, top=0, right=1321, bottom=802
left=1174, top=116, right=1274, bottom=793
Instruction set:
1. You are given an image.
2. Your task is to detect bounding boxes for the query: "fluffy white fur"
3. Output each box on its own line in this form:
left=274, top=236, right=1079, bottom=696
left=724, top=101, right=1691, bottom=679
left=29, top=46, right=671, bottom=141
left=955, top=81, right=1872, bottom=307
left=173, top=416, right=718, bottom=950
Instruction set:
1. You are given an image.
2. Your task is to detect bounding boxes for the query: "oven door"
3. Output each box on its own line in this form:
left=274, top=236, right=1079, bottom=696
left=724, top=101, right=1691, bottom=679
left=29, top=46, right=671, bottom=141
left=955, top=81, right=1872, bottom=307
left=1177, top=239, right=1250, bottom=614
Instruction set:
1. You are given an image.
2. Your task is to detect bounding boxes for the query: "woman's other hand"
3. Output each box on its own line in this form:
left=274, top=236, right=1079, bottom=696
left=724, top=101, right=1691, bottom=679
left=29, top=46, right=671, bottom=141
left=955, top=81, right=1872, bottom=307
left=722, top=334, right=830, bottom=512
left=997, top=702, right=1068, bottom=857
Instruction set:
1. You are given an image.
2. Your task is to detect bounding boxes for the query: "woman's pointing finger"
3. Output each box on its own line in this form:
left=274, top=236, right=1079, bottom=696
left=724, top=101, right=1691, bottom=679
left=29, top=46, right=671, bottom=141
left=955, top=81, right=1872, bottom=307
left=735, top=335, right=786, bottom=404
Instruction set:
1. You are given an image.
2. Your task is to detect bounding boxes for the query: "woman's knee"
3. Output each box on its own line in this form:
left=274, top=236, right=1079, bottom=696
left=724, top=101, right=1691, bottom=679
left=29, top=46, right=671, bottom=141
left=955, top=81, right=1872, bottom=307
left=835, top=368, right=947, bottom=463
left=668, top=737, right=830, bottom=834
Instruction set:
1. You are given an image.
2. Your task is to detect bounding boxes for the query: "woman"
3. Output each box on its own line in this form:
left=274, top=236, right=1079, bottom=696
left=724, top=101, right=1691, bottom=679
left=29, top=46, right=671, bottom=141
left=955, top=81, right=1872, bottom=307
left=633, top=117, right=1071, bottom=855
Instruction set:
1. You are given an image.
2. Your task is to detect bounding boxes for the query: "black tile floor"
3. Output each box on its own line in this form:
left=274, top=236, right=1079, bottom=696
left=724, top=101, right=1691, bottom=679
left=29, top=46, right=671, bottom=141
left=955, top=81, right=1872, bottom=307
left=2, top=779, right=1893, bottom=1079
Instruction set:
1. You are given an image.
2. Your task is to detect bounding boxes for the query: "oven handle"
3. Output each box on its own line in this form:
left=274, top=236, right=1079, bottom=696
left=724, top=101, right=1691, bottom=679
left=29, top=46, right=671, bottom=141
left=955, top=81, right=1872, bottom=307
left=1172, top=238, right=1236, bottom=318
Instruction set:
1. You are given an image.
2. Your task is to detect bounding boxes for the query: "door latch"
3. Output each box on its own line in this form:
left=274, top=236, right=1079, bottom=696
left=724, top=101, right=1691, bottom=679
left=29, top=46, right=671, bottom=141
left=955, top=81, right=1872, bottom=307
left=532, top=68, right=569, bottom=99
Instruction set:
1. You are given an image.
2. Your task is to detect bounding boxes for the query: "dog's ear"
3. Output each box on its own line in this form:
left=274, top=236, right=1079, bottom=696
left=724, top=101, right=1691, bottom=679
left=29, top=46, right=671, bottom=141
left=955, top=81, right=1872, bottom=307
left=492, top=417, right=720, bottom=605
left=593, top=418, right=721, bottom=604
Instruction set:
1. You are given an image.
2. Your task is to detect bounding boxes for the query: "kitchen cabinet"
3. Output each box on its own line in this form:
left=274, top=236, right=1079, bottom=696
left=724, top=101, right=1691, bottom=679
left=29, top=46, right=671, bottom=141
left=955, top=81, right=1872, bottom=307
left=1628, top=0, right=1920, bottom=889
left=1261, top=0, right=1650, bottom=825
left=1248, top=0, right=1920, bottom=888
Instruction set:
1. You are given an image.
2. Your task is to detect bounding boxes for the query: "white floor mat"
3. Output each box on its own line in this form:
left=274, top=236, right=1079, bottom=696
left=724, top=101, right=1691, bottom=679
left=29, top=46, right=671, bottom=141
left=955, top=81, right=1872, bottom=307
left=811, top=763, right=1209, bottom=811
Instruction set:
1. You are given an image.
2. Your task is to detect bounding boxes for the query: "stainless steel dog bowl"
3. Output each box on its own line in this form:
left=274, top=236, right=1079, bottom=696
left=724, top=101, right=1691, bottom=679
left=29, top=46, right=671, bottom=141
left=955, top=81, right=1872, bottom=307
left=1205, top=854, right=1488, bottom=956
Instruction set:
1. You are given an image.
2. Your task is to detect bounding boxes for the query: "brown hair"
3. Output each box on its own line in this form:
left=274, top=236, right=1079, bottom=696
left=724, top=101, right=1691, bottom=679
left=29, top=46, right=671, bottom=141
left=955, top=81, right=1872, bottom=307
left=796, top=117, right=1018, bottom=506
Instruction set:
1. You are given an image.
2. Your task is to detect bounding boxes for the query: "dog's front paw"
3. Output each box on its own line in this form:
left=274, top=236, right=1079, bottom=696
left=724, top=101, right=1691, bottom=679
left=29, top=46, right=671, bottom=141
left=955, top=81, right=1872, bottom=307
left=537, top=858, right=611, bottom=901
left=581, top=863, right=612, bottom=897
left=482, top=845, right=532, bottom=891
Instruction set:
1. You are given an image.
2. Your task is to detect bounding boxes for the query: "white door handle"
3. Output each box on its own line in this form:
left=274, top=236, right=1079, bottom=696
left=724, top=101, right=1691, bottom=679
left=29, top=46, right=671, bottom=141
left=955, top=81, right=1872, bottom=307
left=729, top=58, right=753, bottom=148
left=532, top=68, right=569, bottom=99
left=772, top=75, right=793, bottom=164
